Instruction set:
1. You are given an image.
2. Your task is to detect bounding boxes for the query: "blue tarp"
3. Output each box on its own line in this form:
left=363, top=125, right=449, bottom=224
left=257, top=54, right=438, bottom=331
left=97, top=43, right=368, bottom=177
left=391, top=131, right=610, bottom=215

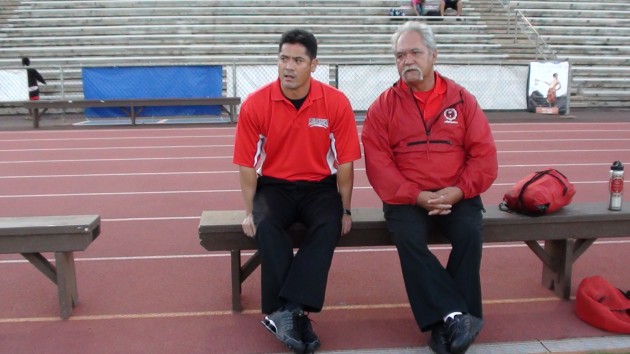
left=82, top=66, right=223, bottom=118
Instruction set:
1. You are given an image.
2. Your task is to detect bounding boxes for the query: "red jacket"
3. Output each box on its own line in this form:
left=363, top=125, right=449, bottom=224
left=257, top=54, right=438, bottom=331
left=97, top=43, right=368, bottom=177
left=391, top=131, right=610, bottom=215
left=362, top=74, right=498, bottom=205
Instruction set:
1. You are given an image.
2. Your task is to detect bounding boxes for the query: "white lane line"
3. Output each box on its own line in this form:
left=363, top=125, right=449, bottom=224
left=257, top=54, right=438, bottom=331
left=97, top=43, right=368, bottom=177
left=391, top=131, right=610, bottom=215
left=0, top=181, right=609, bottom=198
left=2, top=239, right=627, bottom=265
left=0, top=134, right=236, bottom=142
left=0, top=156, right=232, bottom=164
left=2, top=138, right=630, bottom=152
left=500, top=148, right=630, bottom=153
left=0, top=171, right=238, bottom=179
left=0, top=297, right=564, bottom=323
left=0, top=189, right=242, bottom=198
left=495, top=138, right=630, bottom=142
left=0, top=145, right=233, bottom=152
left=0, top=163, right=618, bottom=179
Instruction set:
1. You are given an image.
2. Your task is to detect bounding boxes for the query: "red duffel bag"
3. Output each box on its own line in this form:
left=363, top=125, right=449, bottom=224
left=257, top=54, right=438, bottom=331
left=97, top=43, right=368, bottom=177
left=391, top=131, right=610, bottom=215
left=499, top=168, right=576, bottom=216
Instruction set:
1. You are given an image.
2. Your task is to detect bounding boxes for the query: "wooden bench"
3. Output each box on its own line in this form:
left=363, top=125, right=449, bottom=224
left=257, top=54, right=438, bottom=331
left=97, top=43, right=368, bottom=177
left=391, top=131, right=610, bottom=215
left=198, top=203, right=630, bottom=312
left=0, top=97, right=241, bottom=128
left=0, top=215, right=101, bottom=319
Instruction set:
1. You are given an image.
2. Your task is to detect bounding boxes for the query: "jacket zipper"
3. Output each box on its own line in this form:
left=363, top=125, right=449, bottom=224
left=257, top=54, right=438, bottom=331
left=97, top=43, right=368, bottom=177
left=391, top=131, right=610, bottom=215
left=407, top=140, right=452, bottom=146
left=408, top=87, right=465, bottom=148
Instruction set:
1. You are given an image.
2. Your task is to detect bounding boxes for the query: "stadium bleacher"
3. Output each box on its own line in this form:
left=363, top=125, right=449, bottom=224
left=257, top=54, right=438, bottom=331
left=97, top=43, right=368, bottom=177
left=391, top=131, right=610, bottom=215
left=0, top=0, right=628, bottom=116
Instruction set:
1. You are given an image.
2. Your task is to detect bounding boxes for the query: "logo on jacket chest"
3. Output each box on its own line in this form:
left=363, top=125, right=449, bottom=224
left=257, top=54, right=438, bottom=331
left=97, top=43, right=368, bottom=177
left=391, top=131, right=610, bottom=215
left=308, top=117, right=329, bottom=129
left=443, top=108, right=458, bottom=124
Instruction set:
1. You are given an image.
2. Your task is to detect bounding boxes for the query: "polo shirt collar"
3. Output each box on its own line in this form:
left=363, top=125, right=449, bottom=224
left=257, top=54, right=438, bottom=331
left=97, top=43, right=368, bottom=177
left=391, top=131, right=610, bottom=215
left=398, top=71, right=445, bottom=95
left=271, top=77, right=323, bottom=103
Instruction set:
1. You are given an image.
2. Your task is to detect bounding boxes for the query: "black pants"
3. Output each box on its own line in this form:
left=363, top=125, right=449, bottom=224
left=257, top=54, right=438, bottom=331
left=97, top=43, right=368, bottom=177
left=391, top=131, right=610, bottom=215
left=384, top=196, right=484, bottom=332
left=253, top=175, right=342, bottom=314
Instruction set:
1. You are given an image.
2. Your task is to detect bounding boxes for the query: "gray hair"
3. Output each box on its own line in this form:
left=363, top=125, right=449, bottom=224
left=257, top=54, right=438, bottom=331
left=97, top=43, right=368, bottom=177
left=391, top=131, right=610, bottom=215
left=391, top=21, right=437, bottom=53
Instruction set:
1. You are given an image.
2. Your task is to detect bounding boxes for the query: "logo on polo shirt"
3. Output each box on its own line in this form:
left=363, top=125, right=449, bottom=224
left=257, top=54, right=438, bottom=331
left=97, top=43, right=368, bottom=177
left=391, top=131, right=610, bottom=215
left=308, top=117, right=329, bottom=129
left=443, top=108, right=458, bottom=124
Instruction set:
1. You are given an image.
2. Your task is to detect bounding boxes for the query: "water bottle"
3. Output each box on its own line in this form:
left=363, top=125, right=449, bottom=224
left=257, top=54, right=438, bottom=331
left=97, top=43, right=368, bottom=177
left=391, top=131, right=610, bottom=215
left=608, top=161, right=624, bottom=211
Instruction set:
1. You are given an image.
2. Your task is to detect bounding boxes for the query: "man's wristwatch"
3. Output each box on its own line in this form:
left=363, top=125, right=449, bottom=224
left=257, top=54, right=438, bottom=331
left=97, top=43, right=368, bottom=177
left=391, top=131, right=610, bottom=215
left=343, top=208, right=352, bottom=216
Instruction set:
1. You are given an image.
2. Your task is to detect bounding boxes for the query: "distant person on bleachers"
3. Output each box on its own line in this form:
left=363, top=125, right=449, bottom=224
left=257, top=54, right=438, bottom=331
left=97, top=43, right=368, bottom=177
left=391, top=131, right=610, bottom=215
left=21, top=57, right=46, bottom=101
left=411, top=0, right=442, bottom=18
left=440, top=0, right=463, bottom=17
left=411, top=0, right=427, bottom=16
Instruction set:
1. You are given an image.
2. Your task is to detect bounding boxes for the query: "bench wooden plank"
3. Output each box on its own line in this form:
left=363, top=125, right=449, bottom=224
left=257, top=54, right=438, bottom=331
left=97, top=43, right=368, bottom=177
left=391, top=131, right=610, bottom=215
left=198, top=203, right=630, bottom=311
left=0, top=215, right=101, bottom=319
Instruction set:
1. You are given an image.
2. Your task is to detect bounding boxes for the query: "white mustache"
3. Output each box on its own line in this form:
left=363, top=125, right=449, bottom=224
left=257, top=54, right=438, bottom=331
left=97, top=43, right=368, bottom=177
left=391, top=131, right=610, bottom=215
left=403, top=67, right=421, bottom=75
left=402, top=67, right=423, bottom=79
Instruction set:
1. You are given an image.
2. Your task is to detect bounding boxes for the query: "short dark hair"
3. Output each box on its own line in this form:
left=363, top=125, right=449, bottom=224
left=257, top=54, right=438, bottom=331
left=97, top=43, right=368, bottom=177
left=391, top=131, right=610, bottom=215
left=21, top=57, right=30, bottom=66
left=278, top=29, right=318, bottom=59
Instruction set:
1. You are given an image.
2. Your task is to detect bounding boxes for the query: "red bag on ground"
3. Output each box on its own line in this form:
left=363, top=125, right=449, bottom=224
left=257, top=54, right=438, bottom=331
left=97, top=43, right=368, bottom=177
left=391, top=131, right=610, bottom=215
left=575, top=276, right=630, bottom=334
left=499, top=168, right=576, bottom=216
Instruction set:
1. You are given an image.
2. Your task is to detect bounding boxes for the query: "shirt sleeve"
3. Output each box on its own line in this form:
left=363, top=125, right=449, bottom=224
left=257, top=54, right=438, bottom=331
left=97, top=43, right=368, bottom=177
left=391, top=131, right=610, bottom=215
left=331, top=93, right=362, bottom=165
left=232, top=99, right=262, bottom=168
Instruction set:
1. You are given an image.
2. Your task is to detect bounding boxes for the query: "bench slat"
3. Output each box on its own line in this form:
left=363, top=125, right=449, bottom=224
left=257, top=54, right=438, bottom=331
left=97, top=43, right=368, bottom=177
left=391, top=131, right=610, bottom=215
left=199, top=203, right=630, bottom=251
left=0, top=215, right=101, bottom=253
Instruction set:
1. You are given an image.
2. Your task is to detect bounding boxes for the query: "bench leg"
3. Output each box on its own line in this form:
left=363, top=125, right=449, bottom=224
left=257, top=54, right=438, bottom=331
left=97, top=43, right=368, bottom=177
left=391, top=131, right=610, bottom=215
left=21, top=252, right=78, bottom=319
left=33, top=108, right=40, bottom=129
left=230, top=250, right=243, bottom=312
left=541, top=239, right=573, bottom=300
left=55, top=251, right=79, bottom=320
left=229, top=105, right=235, bottom=123
left=230, top=250, right=262, bottom=312
left=131, top=106, right=137, bottom=125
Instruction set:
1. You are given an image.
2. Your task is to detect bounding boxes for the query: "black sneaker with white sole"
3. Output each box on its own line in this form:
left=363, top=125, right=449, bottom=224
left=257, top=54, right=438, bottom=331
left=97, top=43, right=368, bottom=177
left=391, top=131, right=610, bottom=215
left=299, top=313, right=321, bottom=353
left=444, top=314, right=484, bottom=354
left=262, top=308, right=306, bottom=354
left=428, top=322, right=451, bottom=354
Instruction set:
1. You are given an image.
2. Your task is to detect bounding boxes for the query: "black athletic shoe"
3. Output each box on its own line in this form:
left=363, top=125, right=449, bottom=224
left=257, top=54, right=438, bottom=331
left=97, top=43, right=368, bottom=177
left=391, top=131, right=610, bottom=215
left=299, top=313, right=321, bottom=353
left=262, top=308, right=306, bottom=353
left=429, top=323, right=451, bottom=354
left=444, top=314, right=484, bottom=354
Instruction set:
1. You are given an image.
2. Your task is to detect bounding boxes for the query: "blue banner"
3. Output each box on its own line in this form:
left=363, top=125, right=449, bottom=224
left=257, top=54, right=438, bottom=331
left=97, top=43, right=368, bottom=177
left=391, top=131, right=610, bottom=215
left=82, top=65, right=223, bottom=118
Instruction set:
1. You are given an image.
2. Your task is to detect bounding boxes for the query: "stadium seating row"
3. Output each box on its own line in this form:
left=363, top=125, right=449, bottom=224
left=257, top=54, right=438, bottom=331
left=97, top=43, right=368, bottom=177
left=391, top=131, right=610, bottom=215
left=0, top=0, right=628, bottom=115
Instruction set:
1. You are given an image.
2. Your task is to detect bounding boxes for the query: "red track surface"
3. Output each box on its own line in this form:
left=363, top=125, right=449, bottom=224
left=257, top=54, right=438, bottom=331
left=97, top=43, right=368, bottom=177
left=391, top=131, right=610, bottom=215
left=1, top=120, right=629, bottom=353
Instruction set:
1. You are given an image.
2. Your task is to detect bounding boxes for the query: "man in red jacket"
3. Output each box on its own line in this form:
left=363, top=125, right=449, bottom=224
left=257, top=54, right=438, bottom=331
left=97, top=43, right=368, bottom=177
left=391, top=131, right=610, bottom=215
left=361, top=21, right=498, bottom=354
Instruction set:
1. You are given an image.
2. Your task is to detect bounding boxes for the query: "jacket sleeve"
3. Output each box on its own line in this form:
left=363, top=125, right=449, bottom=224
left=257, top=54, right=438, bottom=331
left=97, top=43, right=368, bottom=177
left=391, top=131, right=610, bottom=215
left=34, top=69, right=46, bottom=85
left=455, top=93, right=498, bottom=198
left=361, top=97, right=421, bottom=205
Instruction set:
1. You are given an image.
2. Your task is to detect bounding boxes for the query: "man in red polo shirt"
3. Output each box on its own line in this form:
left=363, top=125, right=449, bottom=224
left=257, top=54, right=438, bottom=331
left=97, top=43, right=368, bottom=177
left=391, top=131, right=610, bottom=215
left=362, top=22, right=497, bottom=354
left=233, top=29, right=361, bottom=353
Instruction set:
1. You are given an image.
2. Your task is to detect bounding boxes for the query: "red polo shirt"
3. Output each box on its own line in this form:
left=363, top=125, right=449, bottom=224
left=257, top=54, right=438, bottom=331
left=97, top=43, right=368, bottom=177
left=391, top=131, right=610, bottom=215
left=233, top=78, right=361, bottom=182
left=400, top=72, right=447, bottom=121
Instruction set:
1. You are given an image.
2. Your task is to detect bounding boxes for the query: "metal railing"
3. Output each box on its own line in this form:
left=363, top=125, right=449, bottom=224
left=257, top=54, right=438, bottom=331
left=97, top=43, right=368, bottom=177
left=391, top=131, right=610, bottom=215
left=507, top=8, right=557, bottom=61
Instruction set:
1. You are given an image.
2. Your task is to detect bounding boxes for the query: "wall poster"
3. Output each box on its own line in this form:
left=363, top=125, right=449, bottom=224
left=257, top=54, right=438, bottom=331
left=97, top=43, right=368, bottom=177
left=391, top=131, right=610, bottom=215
left=527, top=61, right=570, bottom=115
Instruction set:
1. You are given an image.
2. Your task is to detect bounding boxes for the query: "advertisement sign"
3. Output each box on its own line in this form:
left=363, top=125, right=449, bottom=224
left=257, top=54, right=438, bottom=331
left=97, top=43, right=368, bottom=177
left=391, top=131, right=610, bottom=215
left=527, top=61, right=571, bottom=115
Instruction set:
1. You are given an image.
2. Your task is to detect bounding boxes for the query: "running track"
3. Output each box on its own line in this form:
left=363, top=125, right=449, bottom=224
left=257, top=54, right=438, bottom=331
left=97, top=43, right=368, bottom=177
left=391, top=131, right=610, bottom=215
left=0, top=121, right=628, bottom=353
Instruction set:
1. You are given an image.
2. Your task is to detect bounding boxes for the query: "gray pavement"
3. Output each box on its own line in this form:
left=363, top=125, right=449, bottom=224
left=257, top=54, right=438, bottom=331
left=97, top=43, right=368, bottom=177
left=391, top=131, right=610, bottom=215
left=312, top=336, right=630, bottom=353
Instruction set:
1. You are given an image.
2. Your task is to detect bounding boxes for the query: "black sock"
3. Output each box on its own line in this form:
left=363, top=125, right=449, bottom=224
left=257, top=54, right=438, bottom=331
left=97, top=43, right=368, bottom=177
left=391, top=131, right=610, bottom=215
left=283, top=302, right=302, bottom=312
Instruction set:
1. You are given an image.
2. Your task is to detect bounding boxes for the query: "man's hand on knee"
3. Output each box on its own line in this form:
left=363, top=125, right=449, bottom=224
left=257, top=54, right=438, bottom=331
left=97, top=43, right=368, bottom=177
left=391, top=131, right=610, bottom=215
left=341, top=213, right=352, bottom=236
left=242, top=213, right=257, bottom=237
